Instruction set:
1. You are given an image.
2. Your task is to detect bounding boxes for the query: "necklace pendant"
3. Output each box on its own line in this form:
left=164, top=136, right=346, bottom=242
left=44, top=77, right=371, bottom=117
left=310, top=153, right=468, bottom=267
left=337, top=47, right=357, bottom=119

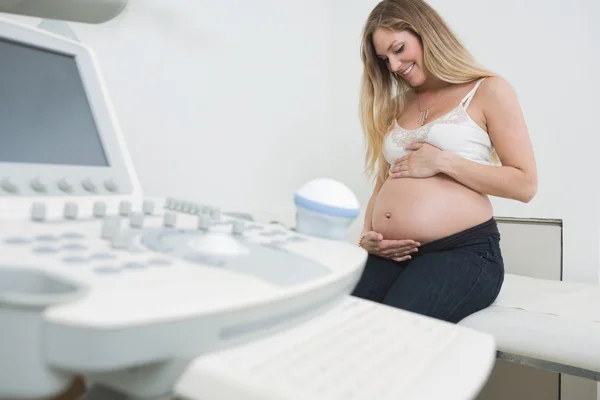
left=417, top=108, right=428, bottom=126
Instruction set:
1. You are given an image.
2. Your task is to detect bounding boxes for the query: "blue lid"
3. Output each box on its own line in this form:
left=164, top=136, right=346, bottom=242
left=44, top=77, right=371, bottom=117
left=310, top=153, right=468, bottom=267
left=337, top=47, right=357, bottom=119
left=294, top=194, right=360, bottom=218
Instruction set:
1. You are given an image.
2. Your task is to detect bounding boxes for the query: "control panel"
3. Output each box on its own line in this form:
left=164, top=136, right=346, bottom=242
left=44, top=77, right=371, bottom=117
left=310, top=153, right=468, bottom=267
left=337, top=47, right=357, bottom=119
left=0, top=196, right=366, bottom=399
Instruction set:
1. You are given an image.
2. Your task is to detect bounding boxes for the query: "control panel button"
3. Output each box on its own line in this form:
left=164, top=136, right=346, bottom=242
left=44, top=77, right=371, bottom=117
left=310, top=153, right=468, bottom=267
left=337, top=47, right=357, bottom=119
left=129, top=212, right=144, bottom=228
left=119, top=200, right=131, bottom=216
left=163, top=212, right=177, bottom=228
left=57, top=177, right=74, bottom=192
left=93, top=201, right=106, bottom=218
left=1, top=178, right=18, bottom=193
left=142, top=200, right=155, bottom=215
left=232, top=220, right=245, bottom=235
left=64, top=202, right=78, bottom=219
left=81, top=178, right=96, bottom=192
left=197, top=213, right=211, bottom=230
left=30, top=177, right=47, bottom=192
left=31, top=202, right=46, bottom=222
left=102, top=217, right=121, bottom=239
left=104, top=178, right=119, bottom=192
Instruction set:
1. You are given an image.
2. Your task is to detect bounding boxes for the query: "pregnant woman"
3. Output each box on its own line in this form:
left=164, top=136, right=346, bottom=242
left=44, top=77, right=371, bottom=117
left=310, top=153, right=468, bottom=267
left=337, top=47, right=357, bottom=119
left=351, top=0, right=537, bottom=323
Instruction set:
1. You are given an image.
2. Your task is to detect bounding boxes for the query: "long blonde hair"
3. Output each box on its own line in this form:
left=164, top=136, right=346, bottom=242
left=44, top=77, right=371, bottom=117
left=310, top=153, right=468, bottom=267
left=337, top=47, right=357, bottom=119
left=359, top=0, right=497, bottom=181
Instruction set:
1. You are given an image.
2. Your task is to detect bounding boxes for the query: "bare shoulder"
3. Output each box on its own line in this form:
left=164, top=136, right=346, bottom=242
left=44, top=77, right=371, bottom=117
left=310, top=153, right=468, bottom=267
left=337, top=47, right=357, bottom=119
left=478, top=76, right=519, bottom=106
left=476, top=76, right=524, bottom=124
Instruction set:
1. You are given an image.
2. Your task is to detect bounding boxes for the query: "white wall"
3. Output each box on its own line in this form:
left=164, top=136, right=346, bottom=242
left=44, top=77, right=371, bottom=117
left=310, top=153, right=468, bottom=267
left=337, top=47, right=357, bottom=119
left=3, top=1, right=599, bottom=284
left=2, top=0, right=330, bottom=225
left=327, top=0, right=600, bottom=285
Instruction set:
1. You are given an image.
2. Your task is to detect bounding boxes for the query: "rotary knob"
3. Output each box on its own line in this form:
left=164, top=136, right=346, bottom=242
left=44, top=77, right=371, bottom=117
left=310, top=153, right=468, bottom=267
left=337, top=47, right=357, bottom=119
left=30, top=177, right=47, bottom=193
left=81, top=178, right=96, bottom=192
left=104, top=178, right=119, bottom=192
left=1, top=178, right=17, bottom=193
left=57, top=177, right=74, bottom=192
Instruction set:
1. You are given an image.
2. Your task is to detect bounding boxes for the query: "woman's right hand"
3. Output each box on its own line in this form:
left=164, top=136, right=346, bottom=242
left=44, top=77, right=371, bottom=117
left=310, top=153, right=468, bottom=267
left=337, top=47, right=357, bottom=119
left=360, top=231, right=420, bottom=262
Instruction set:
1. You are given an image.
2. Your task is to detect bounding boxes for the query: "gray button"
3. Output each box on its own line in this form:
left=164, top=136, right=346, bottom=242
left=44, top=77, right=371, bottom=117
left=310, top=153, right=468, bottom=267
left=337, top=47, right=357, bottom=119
left=95, top=266, right=120, bottom=274
left=62, top=243, right=87, bottom=251
left=102, top=217, right=121, bottom=239
left=123, top=262, right=145, bottom=269
left=31, top=202, right=46, bottom=222
left=63, top=256, right=88, bottom=264
left=62, top=232, right=85, bottom=240
left=93, top=201, right=107, bottom=218
left=197, top=214, right=211, bottom=230
left=33, top=246, right=59, bottom=254
left=163, top=212, right=177, bottom=228
left=4, top=237, right=30, bottom=245
left=129, top=212, right=144, bottom=228
left=195, top=205, right=207, bottom=215
left=119, top=200, right=132, bottom=216
left=1, top=178, right=18, bottom=193
left=81, top=178, right=97, bottom=192
left=57, top=177, right=74, bottom=192
left=104, top=178, right=119, bottom=192
left=64, top=202, right=78, bottom=220
left=35, top=234, right=58, bottom=242
left=30, top=177, right=47, bottom=192
left=90, top=252, right=118, bottom=260
left=142, top=199, right=155, bottom=215
left=232, top=220, right=246, bottom=235
left=147, top=258, right=172, bottom=267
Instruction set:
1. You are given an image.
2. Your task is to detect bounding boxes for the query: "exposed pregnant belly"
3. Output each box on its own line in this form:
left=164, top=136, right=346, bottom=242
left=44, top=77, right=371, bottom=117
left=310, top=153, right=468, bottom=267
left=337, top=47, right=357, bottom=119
left=372, top=175, right=493, bottom=243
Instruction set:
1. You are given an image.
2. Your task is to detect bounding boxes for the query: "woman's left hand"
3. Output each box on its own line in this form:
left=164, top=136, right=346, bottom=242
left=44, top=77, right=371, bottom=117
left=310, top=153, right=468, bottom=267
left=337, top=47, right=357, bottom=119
left=389, top=142, right=444, bottom=179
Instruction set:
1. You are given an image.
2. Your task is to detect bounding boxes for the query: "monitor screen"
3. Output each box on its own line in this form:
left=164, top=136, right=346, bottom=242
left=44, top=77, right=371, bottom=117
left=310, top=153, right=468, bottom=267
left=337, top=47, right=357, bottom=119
left=0, top=38, right=109, bottom=167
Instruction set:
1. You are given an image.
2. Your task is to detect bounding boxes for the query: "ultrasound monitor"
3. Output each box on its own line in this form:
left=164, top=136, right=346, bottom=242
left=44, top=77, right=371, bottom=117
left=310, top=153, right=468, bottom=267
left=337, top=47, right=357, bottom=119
left=0, top=18, right=138, bottom=205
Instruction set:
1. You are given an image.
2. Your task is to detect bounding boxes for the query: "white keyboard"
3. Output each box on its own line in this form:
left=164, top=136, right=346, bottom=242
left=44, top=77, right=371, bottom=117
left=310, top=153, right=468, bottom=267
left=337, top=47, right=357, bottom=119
left=175, top=297, right=482, bottom=400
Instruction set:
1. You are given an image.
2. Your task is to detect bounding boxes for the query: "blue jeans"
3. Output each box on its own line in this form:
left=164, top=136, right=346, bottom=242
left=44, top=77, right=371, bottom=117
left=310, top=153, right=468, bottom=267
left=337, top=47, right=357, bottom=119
left=351, top=220, right=505, bottom=323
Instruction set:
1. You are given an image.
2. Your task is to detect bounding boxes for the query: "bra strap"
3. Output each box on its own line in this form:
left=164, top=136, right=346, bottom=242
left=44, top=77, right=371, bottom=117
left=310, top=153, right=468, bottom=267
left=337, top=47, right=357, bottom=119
left=461, top=78, right=487, bottom=109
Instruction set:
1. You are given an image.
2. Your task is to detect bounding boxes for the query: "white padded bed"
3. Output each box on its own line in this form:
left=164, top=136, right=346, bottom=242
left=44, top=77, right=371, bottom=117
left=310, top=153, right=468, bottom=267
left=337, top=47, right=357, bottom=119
left=460, top=273, right=600, bottom=380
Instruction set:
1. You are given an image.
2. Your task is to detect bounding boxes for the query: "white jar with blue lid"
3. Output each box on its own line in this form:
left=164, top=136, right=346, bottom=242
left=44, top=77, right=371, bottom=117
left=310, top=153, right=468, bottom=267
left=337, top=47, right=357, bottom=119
left=294, top=178, right=361, bottom=241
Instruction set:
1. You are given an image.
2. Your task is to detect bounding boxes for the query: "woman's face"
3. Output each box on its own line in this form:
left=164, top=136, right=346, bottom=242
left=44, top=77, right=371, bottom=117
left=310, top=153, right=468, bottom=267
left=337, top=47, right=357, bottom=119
left=372, top=28, right=426, bottom=87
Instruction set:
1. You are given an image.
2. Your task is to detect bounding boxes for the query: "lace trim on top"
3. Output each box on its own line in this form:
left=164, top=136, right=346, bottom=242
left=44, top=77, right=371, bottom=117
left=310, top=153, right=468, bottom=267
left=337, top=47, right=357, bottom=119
left=390, top=105, right=470, bottom=148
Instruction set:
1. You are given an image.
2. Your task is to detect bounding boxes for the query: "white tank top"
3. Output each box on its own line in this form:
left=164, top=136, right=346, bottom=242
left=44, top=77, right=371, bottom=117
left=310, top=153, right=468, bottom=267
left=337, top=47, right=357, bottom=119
left=383, top=78, right=494, bottom=166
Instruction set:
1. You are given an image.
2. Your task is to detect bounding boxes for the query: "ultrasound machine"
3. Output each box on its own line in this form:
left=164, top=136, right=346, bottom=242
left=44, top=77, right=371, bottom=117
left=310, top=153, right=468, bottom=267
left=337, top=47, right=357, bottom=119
left=0, top=1, right=497, bottom=399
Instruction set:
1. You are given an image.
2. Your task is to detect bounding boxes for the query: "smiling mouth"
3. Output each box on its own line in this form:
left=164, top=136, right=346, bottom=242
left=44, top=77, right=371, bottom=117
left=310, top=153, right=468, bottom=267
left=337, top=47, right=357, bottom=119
left=401, top=63, right=415, bottom=76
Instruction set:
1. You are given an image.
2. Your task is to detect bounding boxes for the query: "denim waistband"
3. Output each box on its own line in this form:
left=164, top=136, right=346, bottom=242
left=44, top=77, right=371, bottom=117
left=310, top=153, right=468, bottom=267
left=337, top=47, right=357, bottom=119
left=416, top=218, right=500, bottom=255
